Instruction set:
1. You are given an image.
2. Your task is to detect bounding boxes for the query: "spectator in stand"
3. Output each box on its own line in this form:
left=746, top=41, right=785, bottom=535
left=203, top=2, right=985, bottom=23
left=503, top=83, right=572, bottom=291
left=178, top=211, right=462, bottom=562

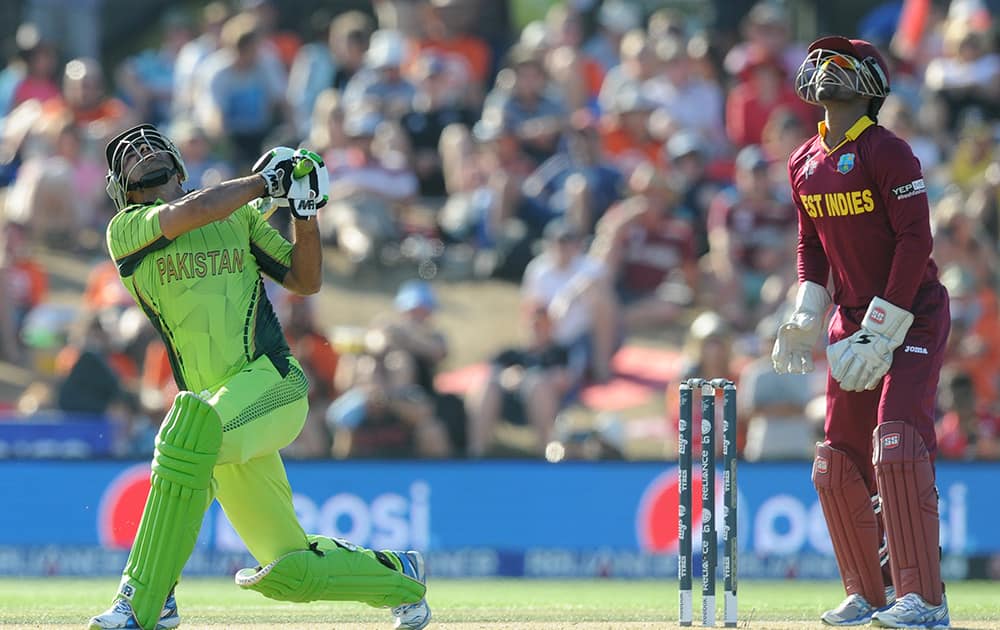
left=306, top=89, right=349, bottom=166
left=924, top=20, right=1000, bottom=129
left=664, top=311, right=741, bottom=458
left=484, top=45, right=564, bottom=165
left=343, top=30, right=417, bottom=121
left=645, top=36, right=727, bottom=154
left=738, top=314, right=822, bottom=461
left=544, top=3, right=605, bottom=103
left=600, top=86, right=661, bottom=178
left=47, top=58, right=135, bottom=144
left=466, top=303, right=574, bottom=457
left=54, top=309, right=137, bottom=418
left=319, top=111, right=418, bottom=262
left=279, top=294, right=339, bottom=458
left=519, top=109, right=622, bottom=234
left=1, top=223, right=47, bottom=338
left=949, top=115, right=997, bottom=193
left=24, top=0, right=101, bottom=61
left=666, top=131, right=722, bottom=257
left=522, top=219, right=618, bottom=383
left=591, top=162, right=698, bottom=333
left=759, top=107, right=811, bottom=173
left=584, top=0, right=641, bottom=73
left=705, top=144, right=797, bottom=330
left=197, top=12, right=291, bottom=170
left=724, top=1, right=806, bottom=79
left=9, top=24, right=60, bottom=111
left=328, top=281, right=452, bottom=458
left=170, top=121, right=232, bottom=189
left=725, top=46, right=818, bottom=148
left=401, top=53, right=479, bottom=197
left=597, top=29, right=658, bottom=115
left=172, top=2, right=231, bottom=122
left=287, top=11, right=373, bottom=136
left=939, top=265, right=1000, bottom=410
left=410, top=0, right=492, bottom=107
left=116, top=10, right=193, bottom=126
left=437, top=119, right=523, bottom=251
left=241, top=0, right=302, bottom=69
left=878, top=94, right=943, bottom=175
left=936, top=369, right=1000, bottom=460
left=4, top=112, right=108, bottom=247
left=933, top=192, right=997, bottom=289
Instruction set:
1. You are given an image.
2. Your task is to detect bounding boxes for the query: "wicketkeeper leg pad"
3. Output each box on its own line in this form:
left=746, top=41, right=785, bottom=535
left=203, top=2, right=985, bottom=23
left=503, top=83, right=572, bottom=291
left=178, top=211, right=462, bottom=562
left=812, top=442, right=887, bottom=607
left=119, top=392, right=222, bottom=630
left=873, top=421, right=943, bottom=605
left=235, top=535, right=425, bottom=608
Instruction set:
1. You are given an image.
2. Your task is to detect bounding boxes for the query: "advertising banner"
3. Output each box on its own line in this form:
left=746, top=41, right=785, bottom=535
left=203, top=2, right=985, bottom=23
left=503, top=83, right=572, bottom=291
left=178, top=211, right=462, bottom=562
left=0, top=460, right=993, bottom=578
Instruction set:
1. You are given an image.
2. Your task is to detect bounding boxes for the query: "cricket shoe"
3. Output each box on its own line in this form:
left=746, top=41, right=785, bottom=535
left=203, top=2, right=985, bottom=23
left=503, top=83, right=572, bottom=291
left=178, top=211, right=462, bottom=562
left=88, top=589, right=180, bottom=630
left=871, top=592, right=950, bottom=629
left=820, top=586, right=895, bottom=626
left=387, top=550, right=431, bottom=629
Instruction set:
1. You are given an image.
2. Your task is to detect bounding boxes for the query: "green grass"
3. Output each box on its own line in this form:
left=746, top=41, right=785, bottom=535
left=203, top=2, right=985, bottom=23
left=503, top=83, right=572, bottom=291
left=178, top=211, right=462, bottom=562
left=1, top=578, right=997, bottom=628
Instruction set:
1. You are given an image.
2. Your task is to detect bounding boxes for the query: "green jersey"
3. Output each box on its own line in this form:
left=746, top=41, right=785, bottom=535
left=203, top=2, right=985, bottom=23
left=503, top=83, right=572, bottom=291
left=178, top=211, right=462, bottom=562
left=107, top=201, right=293, bottom=392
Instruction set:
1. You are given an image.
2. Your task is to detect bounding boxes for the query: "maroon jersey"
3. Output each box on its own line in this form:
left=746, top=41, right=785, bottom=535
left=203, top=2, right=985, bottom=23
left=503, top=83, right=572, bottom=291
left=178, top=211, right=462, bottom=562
left=707, top=188, right=797, bottom=270
left=611, top=207, right=696, bottom=294
left=787, top=116, right=939, bottom=309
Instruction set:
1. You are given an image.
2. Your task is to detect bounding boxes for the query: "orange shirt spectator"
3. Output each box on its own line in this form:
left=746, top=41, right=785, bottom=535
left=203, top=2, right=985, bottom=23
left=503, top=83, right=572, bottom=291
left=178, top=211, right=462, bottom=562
left=141, top=340, right=179, bottom=415
left=83, top=261, right=133, bottom=310
left=9, top=258, right=47, bottom=311
left=411, top=36, right=491, bottom=88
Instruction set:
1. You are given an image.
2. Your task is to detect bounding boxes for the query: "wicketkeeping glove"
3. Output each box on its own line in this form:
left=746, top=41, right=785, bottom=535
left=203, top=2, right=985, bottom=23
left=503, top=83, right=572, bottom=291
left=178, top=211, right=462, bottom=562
left=772, top=280, right=832, bottom=374
left=826, top=296, right=914, bottom=392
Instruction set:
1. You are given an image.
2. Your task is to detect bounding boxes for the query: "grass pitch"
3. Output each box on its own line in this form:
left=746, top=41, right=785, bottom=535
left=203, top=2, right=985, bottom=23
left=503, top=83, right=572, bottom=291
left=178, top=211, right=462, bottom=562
left=1, top=578, right=997, bottom=628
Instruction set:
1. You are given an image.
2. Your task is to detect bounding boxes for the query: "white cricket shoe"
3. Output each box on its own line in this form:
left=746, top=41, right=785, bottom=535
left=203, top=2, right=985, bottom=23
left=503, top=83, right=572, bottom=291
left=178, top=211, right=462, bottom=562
left=88, top=589, right=179, bottom=630
left=821, top=586, right=895, bottom=626
left=390, top=550, right=431, bottom=629
left=871, top=592, right=950, bottom=629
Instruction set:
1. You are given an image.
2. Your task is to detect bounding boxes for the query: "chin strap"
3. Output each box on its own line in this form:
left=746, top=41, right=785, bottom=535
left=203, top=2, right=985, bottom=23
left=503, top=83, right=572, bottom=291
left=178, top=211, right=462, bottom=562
left=129, top=166, right=177, bottom=191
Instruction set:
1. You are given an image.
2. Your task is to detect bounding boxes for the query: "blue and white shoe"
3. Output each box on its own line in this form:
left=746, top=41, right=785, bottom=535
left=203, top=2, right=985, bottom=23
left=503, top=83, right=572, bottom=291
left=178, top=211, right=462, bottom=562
left=390, top=550, right=431, bottom=630
left=88, top=589, right=180, bottom=630
left=821, top=586, right=895, bottom=626
left=871, top=592, right=950, bottom=629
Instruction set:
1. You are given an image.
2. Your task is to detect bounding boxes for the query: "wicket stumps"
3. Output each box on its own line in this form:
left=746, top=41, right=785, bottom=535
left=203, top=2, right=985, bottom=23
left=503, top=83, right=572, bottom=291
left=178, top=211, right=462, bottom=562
left=678, top=378, right=737, bottom=627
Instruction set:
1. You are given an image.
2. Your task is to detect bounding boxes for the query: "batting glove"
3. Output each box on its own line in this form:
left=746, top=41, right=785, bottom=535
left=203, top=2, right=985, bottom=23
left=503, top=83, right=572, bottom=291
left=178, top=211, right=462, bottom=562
left=283, top=149, right=329, bottom=220
left=253, top=146, right=297, bottom=198
left=772, top=280, right=832, bottom=374
left=826, top=296, right=914, bottom=391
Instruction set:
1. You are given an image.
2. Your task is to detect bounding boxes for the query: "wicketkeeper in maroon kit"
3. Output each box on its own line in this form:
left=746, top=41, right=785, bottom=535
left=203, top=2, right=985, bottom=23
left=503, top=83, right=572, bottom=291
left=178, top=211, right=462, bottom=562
left=772, top=36, right=951, bottom=628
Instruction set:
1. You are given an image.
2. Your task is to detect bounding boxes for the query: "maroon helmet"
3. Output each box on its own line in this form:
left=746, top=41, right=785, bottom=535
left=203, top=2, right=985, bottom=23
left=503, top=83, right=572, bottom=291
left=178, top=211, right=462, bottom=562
left=794, top=36, right=890, bottom=113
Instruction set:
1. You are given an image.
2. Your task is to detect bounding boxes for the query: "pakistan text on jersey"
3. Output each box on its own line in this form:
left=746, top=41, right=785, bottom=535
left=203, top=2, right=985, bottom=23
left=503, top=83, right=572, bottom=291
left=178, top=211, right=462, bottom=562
left=155, top=249, right=246, bottom=285
left=799, top=189, right=874, bottom=219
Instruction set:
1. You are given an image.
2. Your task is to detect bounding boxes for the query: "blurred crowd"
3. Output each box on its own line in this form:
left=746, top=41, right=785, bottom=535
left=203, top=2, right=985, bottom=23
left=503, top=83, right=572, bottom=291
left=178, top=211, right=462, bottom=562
left=0, top=0, right=999, bottom=462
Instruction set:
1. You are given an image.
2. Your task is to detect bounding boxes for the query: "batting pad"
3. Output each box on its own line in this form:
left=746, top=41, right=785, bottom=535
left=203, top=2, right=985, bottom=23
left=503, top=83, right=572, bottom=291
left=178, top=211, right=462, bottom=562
left=873, top=422, right=943, bottom=605
left=120, top=392, right=222, bottom=630
left=236, top=535, right=425, bottom=607
left=812, top=442, right=887, bottom=606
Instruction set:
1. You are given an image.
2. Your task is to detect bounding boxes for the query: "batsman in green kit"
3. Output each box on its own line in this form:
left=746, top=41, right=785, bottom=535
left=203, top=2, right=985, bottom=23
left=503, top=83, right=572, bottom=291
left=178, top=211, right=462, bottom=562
left=88, top=124, right=431, bottom=630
